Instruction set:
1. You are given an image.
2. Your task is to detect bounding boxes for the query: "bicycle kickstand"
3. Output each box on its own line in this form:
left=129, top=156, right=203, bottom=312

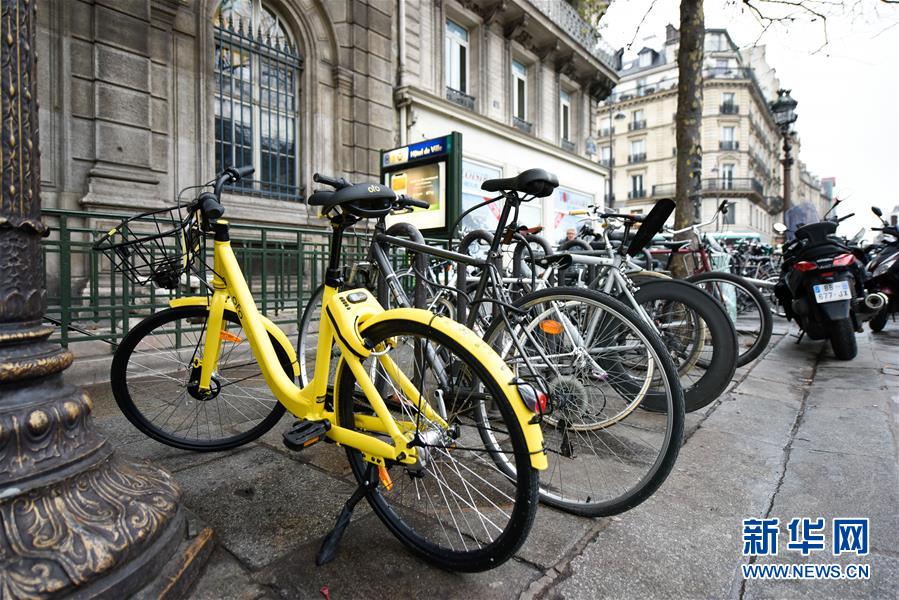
left=316, top=463, right=378, bottom=566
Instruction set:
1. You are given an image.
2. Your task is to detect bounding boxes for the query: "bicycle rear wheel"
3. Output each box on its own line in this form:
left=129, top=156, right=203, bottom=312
left=482, top=287, right=684, bottom=517
left=687, top=272, right=773, bottom=366
left=336, top=318, right=539, bottom=571
left=111, top=306, right=288, bottom=451
left=633, top=279, right=738, bottom=412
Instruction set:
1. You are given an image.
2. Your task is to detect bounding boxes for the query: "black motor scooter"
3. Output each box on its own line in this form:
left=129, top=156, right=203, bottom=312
left=865, top=206, right=899, bottom=332
left=774, top=202, right=883, bottom=360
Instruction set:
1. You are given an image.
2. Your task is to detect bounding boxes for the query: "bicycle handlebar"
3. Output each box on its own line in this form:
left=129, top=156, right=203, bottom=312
left=667, top=203, right=728, bottom=235
left=313, top=172, right=350, bottom=190
left=397, top=195, right=430, bottom=210
left=568, top=207, right=644, bottom=222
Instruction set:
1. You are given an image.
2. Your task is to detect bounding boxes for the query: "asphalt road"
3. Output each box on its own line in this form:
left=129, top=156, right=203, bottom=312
left=86, top=323, right=899, bottom=599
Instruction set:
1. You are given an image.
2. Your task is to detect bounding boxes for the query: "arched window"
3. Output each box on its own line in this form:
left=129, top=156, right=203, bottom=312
left=213, top=1, right=302, bottom=199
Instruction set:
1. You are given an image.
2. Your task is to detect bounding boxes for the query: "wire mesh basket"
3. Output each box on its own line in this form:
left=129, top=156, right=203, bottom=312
left=92, top=205, right=202, bottom=289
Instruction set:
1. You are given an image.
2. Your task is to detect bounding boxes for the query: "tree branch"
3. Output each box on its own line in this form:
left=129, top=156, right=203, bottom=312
left=742, top=0, right=832, bottom=53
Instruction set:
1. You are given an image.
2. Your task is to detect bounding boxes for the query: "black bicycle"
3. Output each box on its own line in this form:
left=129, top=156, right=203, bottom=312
left=298, top=169, right=685, bottom=517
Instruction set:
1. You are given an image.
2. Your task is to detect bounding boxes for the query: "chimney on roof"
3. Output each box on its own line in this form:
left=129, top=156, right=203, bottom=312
left=665, top=24, right=679, bottom=44
left=614, top=48, right=624, bottom=71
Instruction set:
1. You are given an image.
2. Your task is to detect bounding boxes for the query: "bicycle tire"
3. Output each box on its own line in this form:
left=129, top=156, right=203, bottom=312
left=336, top=318, right=539, bottom=571
left=482, top=286, right=684, bottom=517
left=634, top=280, right=738, bottom=412
left=111, top=306, right=288, bottom=451
left=686, top=272, right=773, bottom=366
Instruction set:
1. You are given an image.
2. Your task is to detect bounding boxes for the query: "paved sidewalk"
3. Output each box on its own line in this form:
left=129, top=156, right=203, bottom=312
left=86, top=325, right=899, bottom=599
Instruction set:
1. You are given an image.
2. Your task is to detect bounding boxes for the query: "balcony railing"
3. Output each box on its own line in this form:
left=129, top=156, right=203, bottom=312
left=628, top=120, right=647, bottom=131
left=599, top=158, right=614, bottom=167
left=720, top=103, right=740, bottom=114
left=446, top=87, right=475, bottom=110
left=628, top=190, right=647, bottom=199
left=604, top=193, right=615, bottom=203
left=599, top=127, right=614, bottom=137
left=719, top=141, right=739, bottom=150
left=528, top=0, right=616, bottom=69
left=651, top=178, right=765, bottom=197
left=513, top=116, right=534, bottom=134
left=628, top=153, right=647, bottom=164
left=561, top=139, right=576, bottom=153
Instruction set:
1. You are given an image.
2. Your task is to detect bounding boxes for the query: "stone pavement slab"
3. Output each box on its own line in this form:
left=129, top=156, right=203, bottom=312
left=175, top=445, right=359, bottom=570
left=82, top=325, right=898, bottom=599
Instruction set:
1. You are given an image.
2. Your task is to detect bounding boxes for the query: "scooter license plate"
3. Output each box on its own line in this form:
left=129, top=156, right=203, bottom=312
left=813, top=280, right=851, bottom=303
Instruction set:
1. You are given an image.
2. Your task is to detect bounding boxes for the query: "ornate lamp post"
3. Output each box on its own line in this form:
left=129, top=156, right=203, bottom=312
left=770, top=89, right=798, bottom=214
left=0, top=1, right=196, bottom=596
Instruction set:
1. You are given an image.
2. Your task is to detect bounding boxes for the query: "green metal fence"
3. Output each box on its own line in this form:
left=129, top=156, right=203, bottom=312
left=41, top=208, right=379, bottom=349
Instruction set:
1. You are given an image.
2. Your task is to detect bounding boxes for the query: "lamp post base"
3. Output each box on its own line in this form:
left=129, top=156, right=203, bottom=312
left=0, top=375, right=212, bottom=599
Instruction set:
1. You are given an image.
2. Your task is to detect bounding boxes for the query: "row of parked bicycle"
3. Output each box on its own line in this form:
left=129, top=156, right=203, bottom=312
left=90, top=165, right=895, bottom=572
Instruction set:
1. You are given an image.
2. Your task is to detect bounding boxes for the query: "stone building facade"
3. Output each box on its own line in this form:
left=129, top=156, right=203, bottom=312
left=37, top=0, right=401, bottom=227
left=37, top=0, right=616, bottom=241
left=599, top=26, right=822, bottom=242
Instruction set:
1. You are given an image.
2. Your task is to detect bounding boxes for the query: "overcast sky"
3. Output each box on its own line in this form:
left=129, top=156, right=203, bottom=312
left=598, top=0, right=899, bottom=236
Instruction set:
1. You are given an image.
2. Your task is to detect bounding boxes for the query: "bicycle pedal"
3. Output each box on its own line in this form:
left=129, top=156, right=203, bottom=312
left=282, top=419, right=330, bottom=451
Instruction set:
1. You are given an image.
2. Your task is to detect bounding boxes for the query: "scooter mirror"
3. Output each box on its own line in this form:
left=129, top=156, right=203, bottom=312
left=872, top=206, right=883, bottom=217
left=773, top=223, right=788, bottom=234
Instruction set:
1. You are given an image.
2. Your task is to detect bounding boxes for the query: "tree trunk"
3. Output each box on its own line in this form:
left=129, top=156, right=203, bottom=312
left=671, top=0, right=704, bottom=277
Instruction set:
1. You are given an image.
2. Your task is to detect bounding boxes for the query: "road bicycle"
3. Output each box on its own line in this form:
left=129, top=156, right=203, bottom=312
left=298, top=169, right=685, bottom=517
left=645, top=201, right=774, bottom=366
left=94, top=166, right=548, bottom=571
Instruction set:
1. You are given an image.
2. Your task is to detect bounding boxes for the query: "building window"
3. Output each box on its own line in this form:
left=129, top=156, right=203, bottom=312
left=638, top=52, right=652, bottom=67
left=601, top=145, right=611, bottom=165
left=512, top=60, right=527, bottom=122
left=636, top=77, right=648, bottom=95
left=723, top=92, right=735, bottom=105
left=445, top=19, right=469, bottom=94
left=630, top=109, right=646, bottom=131
left=214, top=1, right=302, bottom=199
left=560, top=90, right=572, bottom=141
left=630, top=174, right=645, bottom=199
left=723, top=204, right=735, bottom=224
left=629, top=138, right=646, bottom=163
left=720, top=126, right=737, bottom=150
left=706, top=33, right=727, bottom=52
left=721, top=163, right=735, bottom=190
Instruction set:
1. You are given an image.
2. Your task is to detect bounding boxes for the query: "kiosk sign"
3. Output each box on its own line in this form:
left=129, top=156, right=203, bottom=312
left=381, top=133, right=462, bottom=237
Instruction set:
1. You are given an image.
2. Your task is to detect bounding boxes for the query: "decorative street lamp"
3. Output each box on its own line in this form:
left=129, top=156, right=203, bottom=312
left=770, top=89, right=798, bottom=214
left=0, top=1, right=198, bottom=596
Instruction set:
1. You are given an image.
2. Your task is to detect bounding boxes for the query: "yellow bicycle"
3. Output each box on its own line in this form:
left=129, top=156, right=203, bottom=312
left=95, top=167, right=546, bottom=571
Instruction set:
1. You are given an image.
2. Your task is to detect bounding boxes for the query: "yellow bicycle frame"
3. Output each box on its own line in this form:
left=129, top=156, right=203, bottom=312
left=171, top=225, right=547, bottom=469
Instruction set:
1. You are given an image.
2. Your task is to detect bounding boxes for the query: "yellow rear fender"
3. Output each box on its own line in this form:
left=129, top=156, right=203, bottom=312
left=356, top=307, right=547, bottom=470
left=168, top=296, right=300, bottom=378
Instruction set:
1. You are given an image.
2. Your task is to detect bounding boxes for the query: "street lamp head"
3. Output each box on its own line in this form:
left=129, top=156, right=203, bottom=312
left=770, top=88, right=798, bottom=128
left=613, top=111, right=626, bottom=120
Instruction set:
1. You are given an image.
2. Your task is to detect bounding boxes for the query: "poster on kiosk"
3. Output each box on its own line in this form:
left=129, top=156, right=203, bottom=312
left=381, top=132, right=462, bottom=239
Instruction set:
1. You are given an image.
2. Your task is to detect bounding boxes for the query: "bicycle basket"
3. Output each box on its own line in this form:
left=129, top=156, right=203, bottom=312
left=92, top=205, right=201, bottom=289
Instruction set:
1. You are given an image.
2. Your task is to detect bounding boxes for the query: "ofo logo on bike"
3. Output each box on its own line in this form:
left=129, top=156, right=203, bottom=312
left=368, top=185, right=381, bottom=193
left=740, top=517, right=870, bottom=580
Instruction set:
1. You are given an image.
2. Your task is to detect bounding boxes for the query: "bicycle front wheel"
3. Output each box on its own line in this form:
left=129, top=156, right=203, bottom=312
left=336, top=318, right=539, bottom=572
left=111, top=306, right=288, bottom=451
left=482, top=287, right=684, bottom=517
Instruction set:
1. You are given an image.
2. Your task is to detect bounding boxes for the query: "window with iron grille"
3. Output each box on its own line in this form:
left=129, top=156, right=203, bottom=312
left=213, top=1, right=303, bottom=200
